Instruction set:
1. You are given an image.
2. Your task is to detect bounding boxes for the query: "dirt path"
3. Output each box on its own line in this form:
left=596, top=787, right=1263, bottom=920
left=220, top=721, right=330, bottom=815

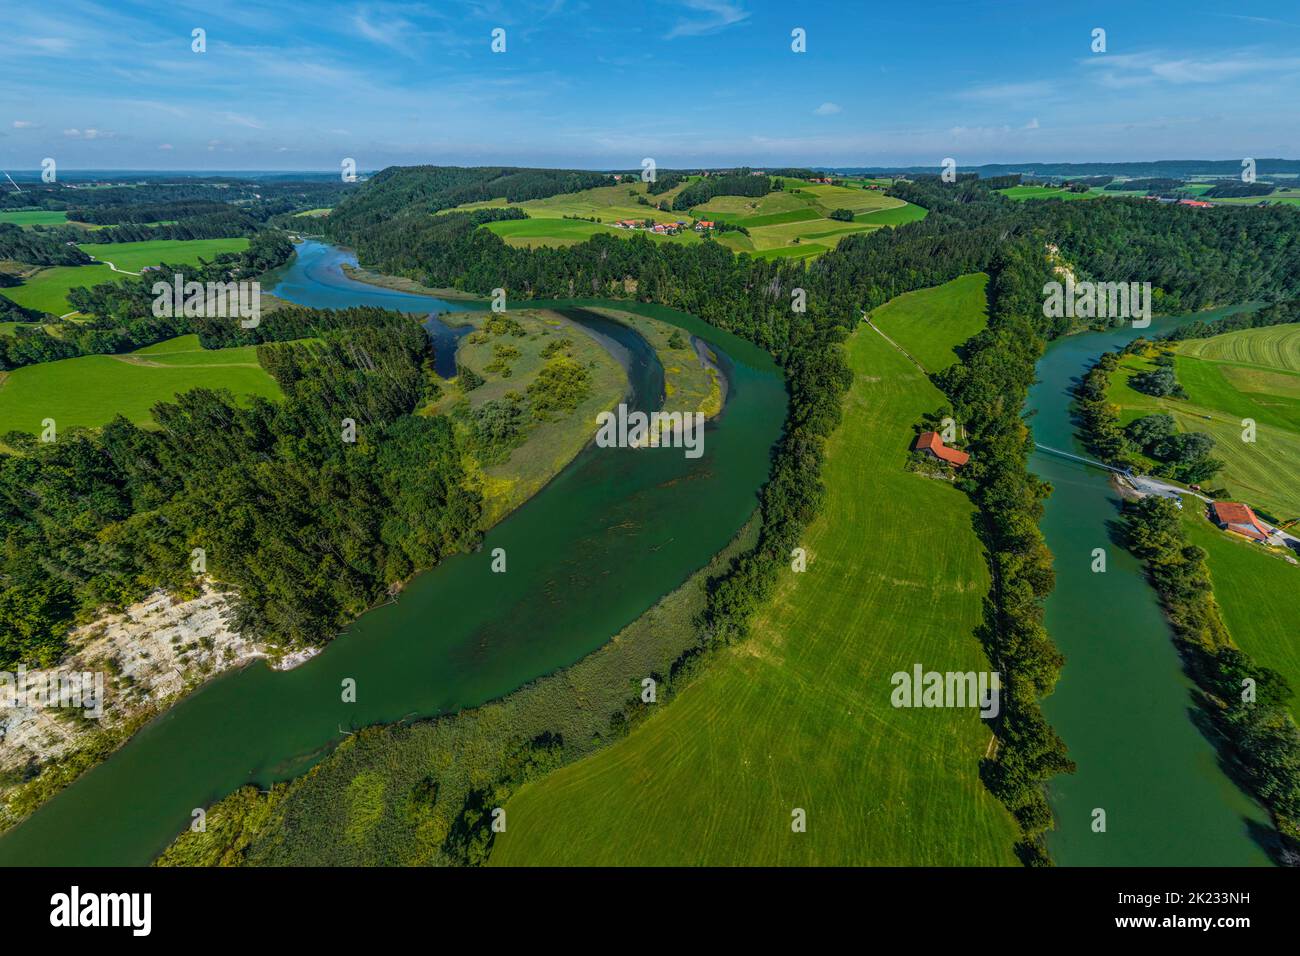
left=863, top=313, right=929, bottom=375
left=82, top=252, right=140, bottom=276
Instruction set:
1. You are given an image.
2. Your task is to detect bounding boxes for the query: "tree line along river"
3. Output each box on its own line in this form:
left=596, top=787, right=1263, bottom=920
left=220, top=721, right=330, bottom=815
left=0, top=245, right=1273, bottom=866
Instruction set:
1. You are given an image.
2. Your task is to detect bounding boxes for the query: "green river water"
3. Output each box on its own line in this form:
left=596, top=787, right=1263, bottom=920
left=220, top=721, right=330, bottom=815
left=1, top=248, right=1276, bottom=867
left=0, top=242, right=787, bottom=865
left=1031, top=306, right=1275, bottom=866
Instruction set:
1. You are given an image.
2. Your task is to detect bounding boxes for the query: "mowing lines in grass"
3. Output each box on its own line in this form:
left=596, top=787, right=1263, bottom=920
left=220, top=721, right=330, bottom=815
left=489, top=276, right=1017, bottom=866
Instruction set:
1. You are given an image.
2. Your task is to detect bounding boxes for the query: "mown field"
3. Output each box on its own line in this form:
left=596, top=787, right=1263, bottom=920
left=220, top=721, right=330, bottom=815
left=486, top=216, right=702, bottom=249
left=0, top=237, right=250, bottom=316
left=868, top=272, right=988, bottom=370
left=0, top=210, right=69, bottom=226
left=0, top=332, right=279, bottom=437
left=1183, top=512, right=1300, bottom=723
left=1211, top=187, right=1300, bottom=206
left=1107, top=325, right=1300, bottom=520
left=489, top=276, right=1019, bottom=866
left=996, top=185, right=1101, bottom=201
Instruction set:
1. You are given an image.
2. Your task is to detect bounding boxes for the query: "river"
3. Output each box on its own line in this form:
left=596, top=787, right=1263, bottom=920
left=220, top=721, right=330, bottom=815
left=0, top=241, right=787, bottom=866
left=1029, top=305, right=1275, bottom=866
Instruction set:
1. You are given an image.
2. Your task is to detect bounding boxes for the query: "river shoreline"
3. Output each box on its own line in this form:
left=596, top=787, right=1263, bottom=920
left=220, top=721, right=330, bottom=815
left=1032, top=306, right=1276, bottom=867
left=0, top=242, right=786, bottom=866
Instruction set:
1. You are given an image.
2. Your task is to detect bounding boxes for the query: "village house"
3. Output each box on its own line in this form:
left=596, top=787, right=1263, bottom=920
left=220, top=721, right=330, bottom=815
left=1209, top=501, right=1272, bottom=543
left=694, top=220, right=715, bottom=231
left=1178, top=199, right=1213, bottom=208
left=913, top=431, right=970, bottom=467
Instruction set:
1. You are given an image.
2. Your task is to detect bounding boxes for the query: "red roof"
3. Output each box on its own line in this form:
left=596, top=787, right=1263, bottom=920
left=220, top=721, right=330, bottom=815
left=1210, top=501, right=1270, bottom=541
left=914, top=430, right=969, bottom=467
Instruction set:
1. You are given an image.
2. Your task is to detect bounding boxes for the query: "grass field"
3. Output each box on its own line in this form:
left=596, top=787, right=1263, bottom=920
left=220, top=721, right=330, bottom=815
left=451, top=179, right=925, bottom=261
left=0, top=238, right=250, bottom=316
left=1107, top=326, right=1300, bottom=520
left=489, top=276, right=1019, bottom=866
left=996, top=185, right=1101, bottom=201
left=1210, top=187, right=1300, bottom=206
left=1183, top=512, right=1300, bottom=722
left=485, top=216, right=702, bottom=249
left=868, top=272, right=987, bottom=371
left=0, top=333, right=279, bottom=437
left=0, top=210, right=69, bottom=226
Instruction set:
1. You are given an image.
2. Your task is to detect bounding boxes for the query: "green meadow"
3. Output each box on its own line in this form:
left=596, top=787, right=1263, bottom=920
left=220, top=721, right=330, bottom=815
left=1183, top=512, right=1300, bottom=723
left=0, top=333, right=279, bottom=437
left=1107, top=325, right=1300, bottom=520
left=489, top=276, right=1018, bottom=866
left=996, top=185, right=1101, bottom=201
left=0, top=210, right=69, bottom=226
left=868, top=272, right=988, bottom=371
left=0, top=237, right=250, bottom=316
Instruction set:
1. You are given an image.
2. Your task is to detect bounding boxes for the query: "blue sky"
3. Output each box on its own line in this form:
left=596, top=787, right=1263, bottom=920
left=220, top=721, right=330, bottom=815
left=3, top=0, right=1299, bottom=170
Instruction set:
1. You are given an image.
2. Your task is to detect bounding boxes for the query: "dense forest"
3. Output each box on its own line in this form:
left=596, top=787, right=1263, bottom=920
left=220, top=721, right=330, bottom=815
left=0, top=305, right=481, bottom=667
left=0, top=223, right=92, bottom=266
left=322, top=166, right=612, bottom=240
left=669, top=171, right=771, bottom=210
left=73, top=210, right=259, bottom=244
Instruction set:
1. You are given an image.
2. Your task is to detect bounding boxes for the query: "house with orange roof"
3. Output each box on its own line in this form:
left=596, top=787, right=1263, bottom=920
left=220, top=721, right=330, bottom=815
left=1209, top=501, right=1272, bottom=543
left=913, top=430, right=969, bottom=467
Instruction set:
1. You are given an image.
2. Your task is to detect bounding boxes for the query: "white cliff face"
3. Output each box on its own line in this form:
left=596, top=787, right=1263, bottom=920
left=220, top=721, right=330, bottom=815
left=0, top=584, right=314, bottom=797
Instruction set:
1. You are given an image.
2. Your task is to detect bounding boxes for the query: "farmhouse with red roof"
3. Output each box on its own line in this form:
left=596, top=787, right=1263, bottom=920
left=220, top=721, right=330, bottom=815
left=1209, top=501, right=1271, bottom=543
left=913, top=431, right=969, bottom=467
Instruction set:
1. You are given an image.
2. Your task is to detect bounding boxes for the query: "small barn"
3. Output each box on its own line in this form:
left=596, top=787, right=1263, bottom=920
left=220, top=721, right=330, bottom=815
left=913, top=431, right=969, bottom=467
left=1209, top=501, right=1271, bottom=543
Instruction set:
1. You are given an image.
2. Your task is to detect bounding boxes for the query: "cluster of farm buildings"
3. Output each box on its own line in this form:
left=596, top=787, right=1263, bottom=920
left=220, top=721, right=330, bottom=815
left=612, top=219, right=715, bottom=236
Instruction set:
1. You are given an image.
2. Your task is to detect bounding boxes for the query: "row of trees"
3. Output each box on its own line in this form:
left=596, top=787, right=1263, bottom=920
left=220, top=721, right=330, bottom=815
left=0, top=223, right=92, bottom=265
left=1124, top=497, right=1300, bottom=853
left=936, top=241, right=1075, bottom=864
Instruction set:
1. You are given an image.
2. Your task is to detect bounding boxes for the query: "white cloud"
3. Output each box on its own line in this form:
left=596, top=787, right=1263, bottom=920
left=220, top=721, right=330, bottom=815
left=158, top=143, right=174, bottom=150
left=1083, top=50, right=1300, bottom=88
left=814, top=102, right=842, bottom=116
left=220, top=112, right=266, bottom=129
left=957, top=81, right=1054, bottom=102
left=12, top=120, right=39, bottom=129
left=28, top=37, right=72, bottom=54
left=63, top=127, right=116, bottom=139
left=665, top=0, right=749, bottom=39
left=1024, top=117, right=1039, bottom=130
